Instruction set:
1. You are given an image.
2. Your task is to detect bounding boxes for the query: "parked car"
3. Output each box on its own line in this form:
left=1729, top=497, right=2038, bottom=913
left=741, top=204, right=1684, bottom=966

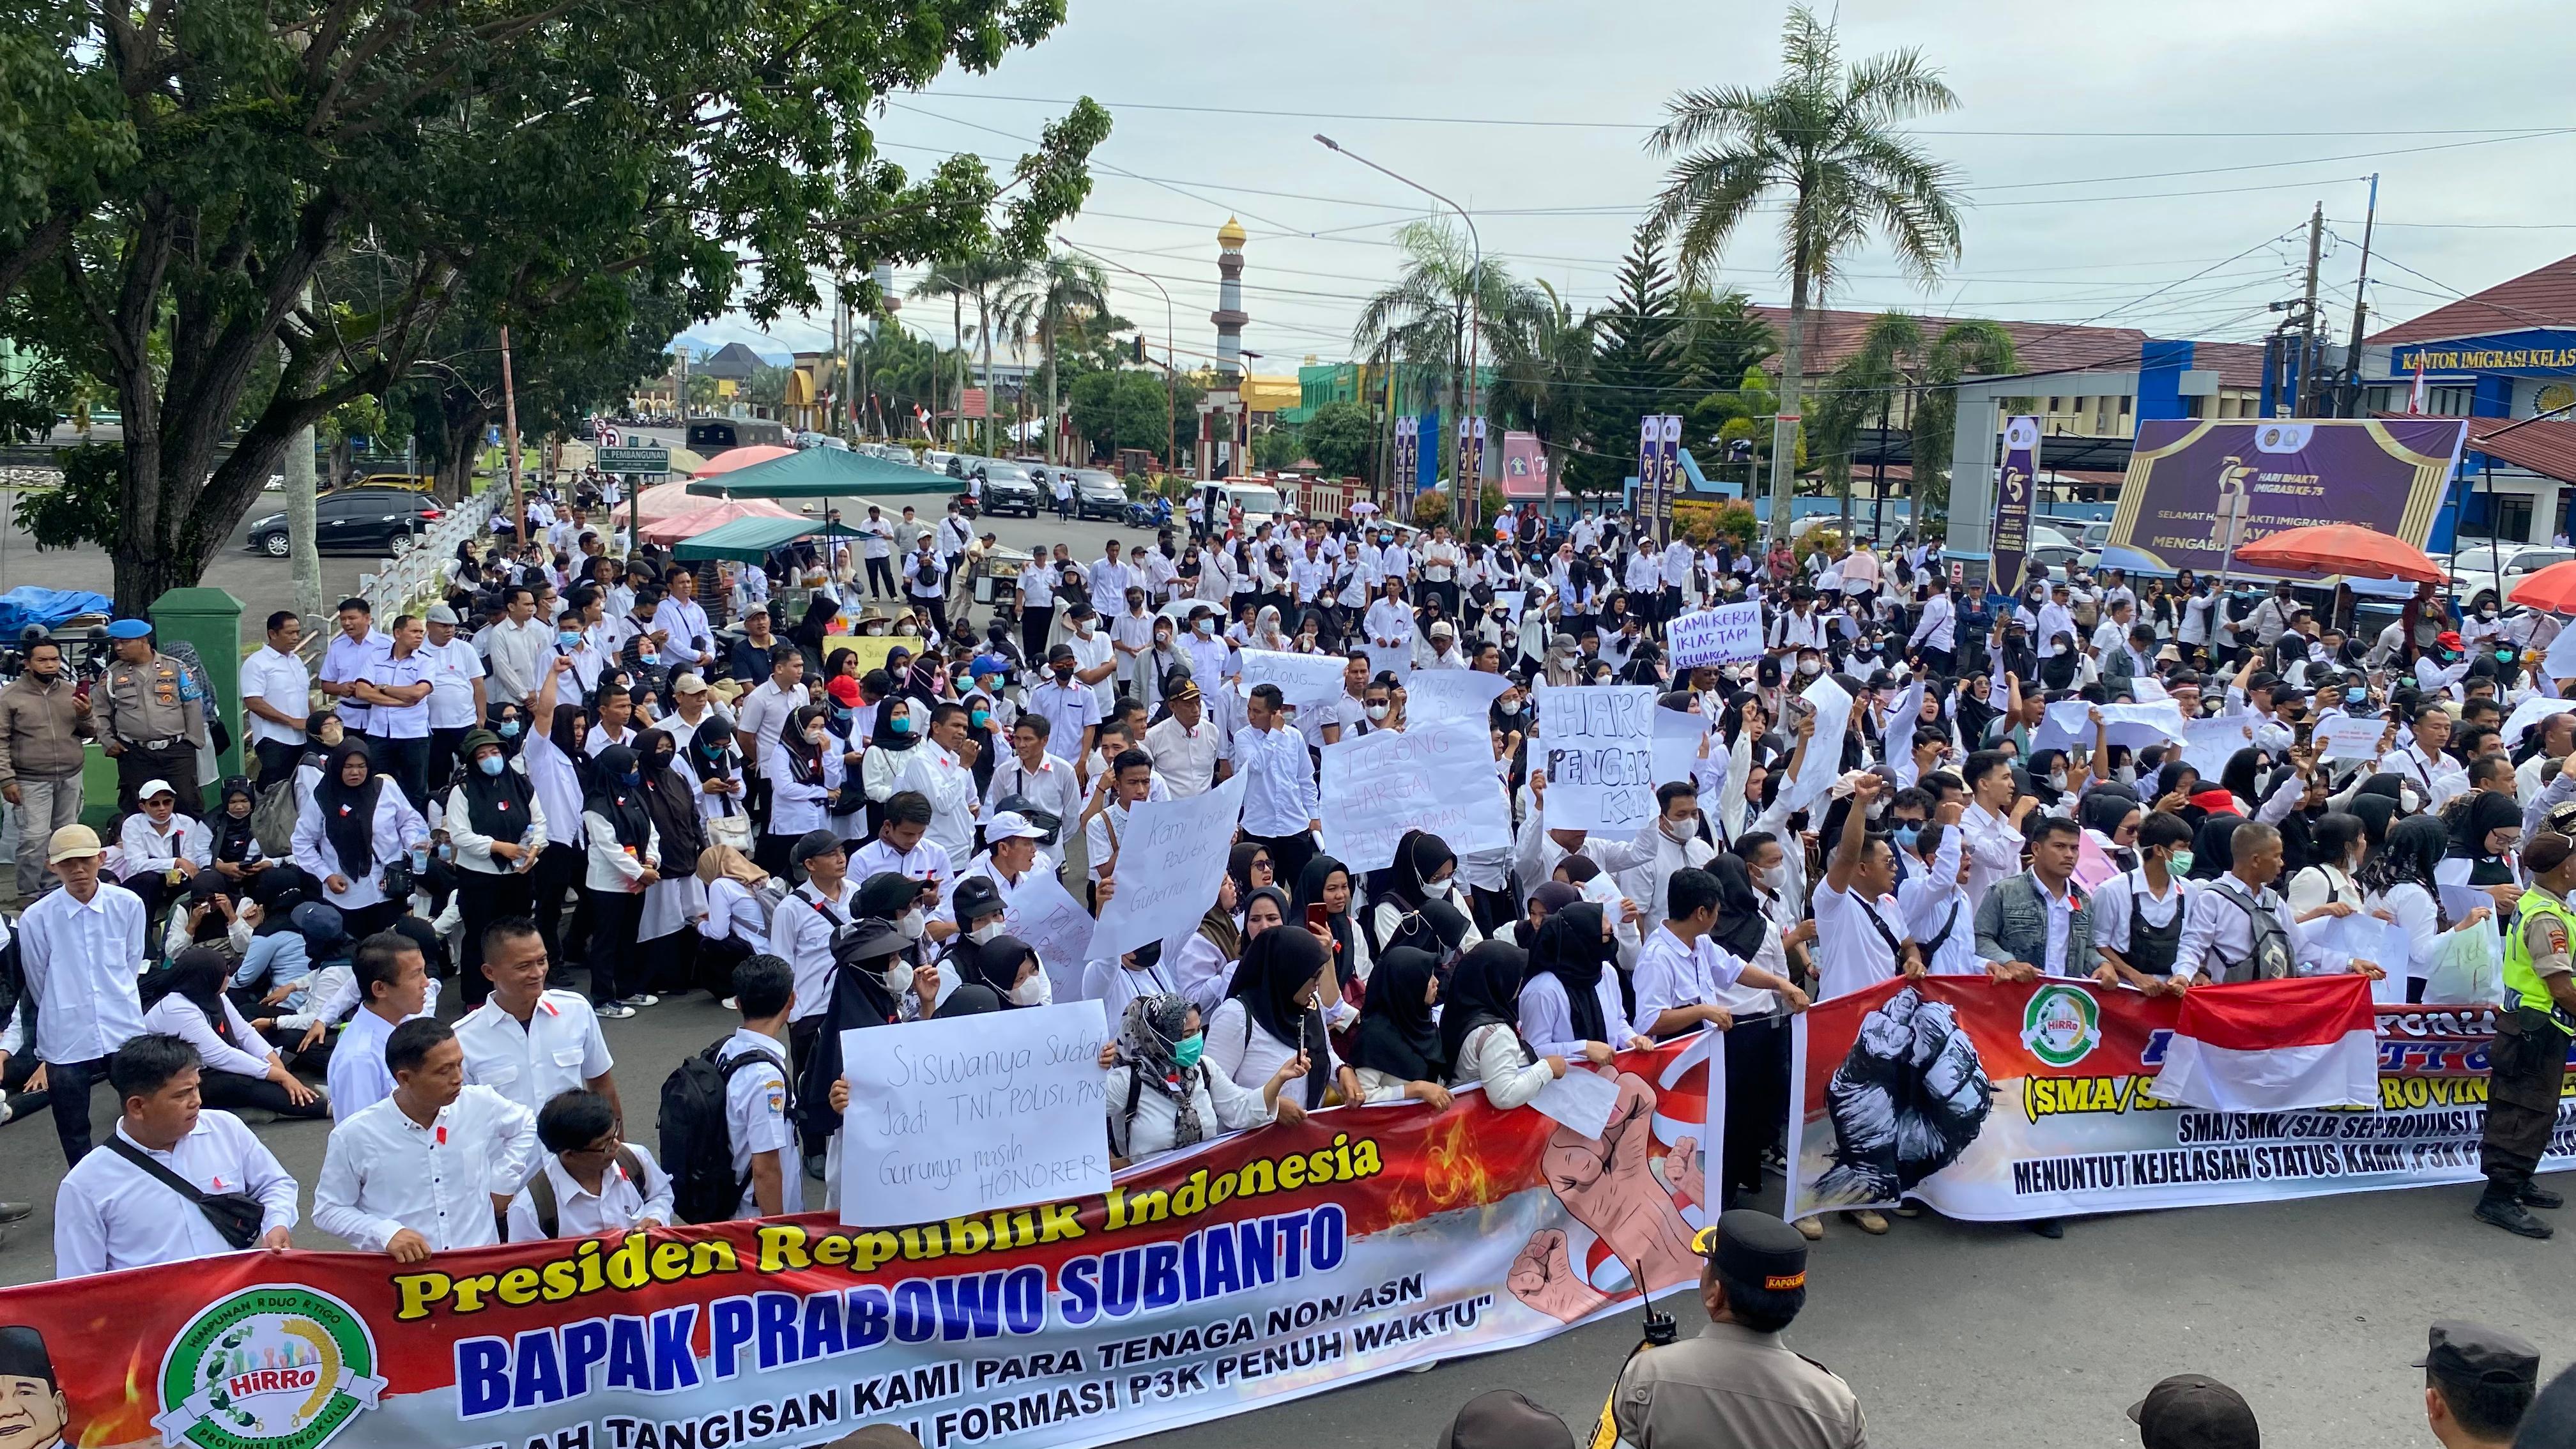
left=2441, top=541, right=2572, bottom=613
left=1070, top=469, right=1128, bottom=521
left=976, top=461, right=1043, bottom=518
left=944, top=453, right=988, bottom=480
left=2025, top=523, right=2086, bottom=574
left=243, top=487, right=444, bottom=558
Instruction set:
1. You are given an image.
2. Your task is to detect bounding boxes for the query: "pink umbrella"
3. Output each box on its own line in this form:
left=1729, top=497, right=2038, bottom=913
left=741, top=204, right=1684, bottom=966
left=693, top=444, right=797, bottom=477
left=639, top=497, right=799, bottom=546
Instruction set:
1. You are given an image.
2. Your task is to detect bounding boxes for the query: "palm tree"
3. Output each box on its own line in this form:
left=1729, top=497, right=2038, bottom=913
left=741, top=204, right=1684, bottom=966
left=999, top=252, right=1111, bottom=465
left=1352, top=218, right=1545, bottom=493
left=1808, top=312, right=1922, bottom=533
left=1908, top=320, right=2018, bottom=523
left=912, top=255, right=1025, bottom=455
left=1489, top=280, right=1595, bottom=510
left=1646, top=4, right=1966, bottom=546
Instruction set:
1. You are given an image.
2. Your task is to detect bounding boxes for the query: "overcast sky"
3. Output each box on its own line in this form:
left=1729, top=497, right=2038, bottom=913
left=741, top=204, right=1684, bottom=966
left=689, top=0, right=2576, bottom=372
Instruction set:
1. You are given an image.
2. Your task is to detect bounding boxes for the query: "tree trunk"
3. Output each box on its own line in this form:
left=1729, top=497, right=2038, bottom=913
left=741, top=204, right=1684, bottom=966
left=1044, top=328, right=1059, bottom=467
left=1767, top=267, right=1809, bottom=549
left=979, top=296, right=997, bottom=459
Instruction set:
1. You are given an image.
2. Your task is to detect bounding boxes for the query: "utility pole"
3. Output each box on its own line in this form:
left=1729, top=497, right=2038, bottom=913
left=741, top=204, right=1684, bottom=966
left=2296, top=204, right=2324, bottom=417
left=499, top=324, right=525, bottom=547
left=2340, top=174, right=2379, bottom=418
left=286, top=282, right=322, bottom=624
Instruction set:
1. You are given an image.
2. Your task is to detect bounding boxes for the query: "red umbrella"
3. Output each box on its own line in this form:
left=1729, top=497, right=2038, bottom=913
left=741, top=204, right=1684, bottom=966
left=2230, top=523, right=2447, bottom=585
left=2511, top=558, right=2576, bottom=613
left=694, top=444, right=797, bottom=477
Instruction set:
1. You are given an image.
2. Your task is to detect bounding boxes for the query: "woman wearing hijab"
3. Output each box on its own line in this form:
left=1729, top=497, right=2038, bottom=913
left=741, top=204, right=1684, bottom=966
left=937, top=983, right=1004, bottom=1018
left=1169, top=875, right=1243, bottom=1016
left=443, top=728, right=548, bottom=1005
left=2286, top=811, right=2366, bottom=920
left=759, top=705, right=843, bottom=880
left=633, top=728, right=710, bottom=999
left=1250, top=604, right=1290, bottom=654
left=2448, top=786, right=2528, bottom=890
left=1519, top=903, right=1648, bottom=1062
left=1289, top=855, right=1366, bottom=1017
left=1207, top=925, right=1359, bottom=1115
left=954, top=934, right=1050, bottom=1008
left=1363, top=831, right=1484, bottom=962
left=686, top=714, right=751, bottom=847
left=140, top=947, right=326, bottom=1117
left=2078, top=788, right=2143, bottom=875
left=1104, top=993, right=1292, bottom=1165
left=694, top=843, right=777, bottom=999
left=205, top=776, right=266, bottom=887
left=1241, top=885, right=1289, bottom=943
left=580, top=742, right=663, bottom=1016
left=291, top=739, right=429, bottom=939
left=2361, top=812, right=2489, bottom=1004
left=1438, top=942, right=1564, bottom=1108
left=2186, top=813, right=2244, bottom=883
left=1346, top=947, right=1455, bottom=1108
left=858, top=693, right=929, bottom=841
left=1227, top=843, right=1275, bottom=923
left=1515, top=880, right=1583, bottom=951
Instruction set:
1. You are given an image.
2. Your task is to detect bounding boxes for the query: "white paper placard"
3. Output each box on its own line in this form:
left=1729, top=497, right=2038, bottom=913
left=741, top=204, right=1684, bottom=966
left=1089, top=772, right=1248, bottom=960
left=2179, top=715, right=2255, bottom=779
left=1667, top=602, right=1765, bottom=669
left=2034, top=700, right=2189, bottom=755
left=1528, top=1064, right=1620, bottom=1138
left=837, top=1000, right=1112, bottom=1227
left=1001, top=871, right=1098, bottom=1005
left=1404, top=667, right=1512, bottom=724
left=1652, top=706, right=1708, bottom=789
left=1319, top=718, right=1514, bottom=873
left=1239, top=648, right=1347, bottom=707
left=1365, top=645, right=1416, bottom=682
left=2503, top=694, right=2576, bottom=747
left=2315, top=714, right=2391, bottom=761
left=1537, top=685, right=1659, bottom=833
left=1781, top=673, right=1855, bottom=815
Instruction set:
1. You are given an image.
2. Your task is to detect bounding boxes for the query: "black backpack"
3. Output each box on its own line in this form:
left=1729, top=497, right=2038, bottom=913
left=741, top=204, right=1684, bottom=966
left=658, top=1036, right=789, bottom=1224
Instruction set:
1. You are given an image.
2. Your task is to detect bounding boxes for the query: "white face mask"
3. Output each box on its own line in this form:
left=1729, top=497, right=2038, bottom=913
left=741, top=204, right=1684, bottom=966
left=969, top=919, right=1006, bottom=944
left=880, top=962, right=914, bottom=996
left=1366, top=704, right=1390, bottom=721
left=894, top=910, right=925, bottom=941
left=1759, top=863, right=1787, bottom=891
left=1797, top=658, right=1821, bottom=677
left=1009, top=972, right=1052, bottom=1007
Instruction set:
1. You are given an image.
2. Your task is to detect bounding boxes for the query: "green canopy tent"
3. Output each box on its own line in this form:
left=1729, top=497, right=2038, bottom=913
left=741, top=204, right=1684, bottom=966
left=671, top=516, right=863, bottom=565
left=681, top=447, right=959, bottom=498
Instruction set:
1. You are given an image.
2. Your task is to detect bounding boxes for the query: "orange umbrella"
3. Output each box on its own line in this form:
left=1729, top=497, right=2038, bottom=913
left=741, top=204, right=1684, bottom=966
left=693, top=444, right=797, bottom=477
left=2230, top=523, right=2447, bottom=585
left=638, top=497, right=798, bottom=546
left=2511, top=558, right=2576, bottom=613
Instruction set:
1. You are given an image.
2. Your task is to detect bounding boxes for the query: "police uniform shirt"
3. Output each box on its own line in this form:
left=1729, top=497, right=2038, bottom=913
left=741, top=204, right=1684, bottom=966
left=1613, top=1319, right=1866, bottom=1449
left=722, top=1027, right=799, bottom=1219
left=454, top=990, right=614, bottom=1116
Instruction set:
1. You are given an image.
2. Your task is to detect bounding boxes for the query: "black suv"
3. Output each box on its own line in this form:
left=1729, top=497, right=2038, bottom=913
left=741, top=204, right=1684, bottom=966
left=245, top=487, right=446, bottom=557
left=977, top=461, right=1043, bottom=517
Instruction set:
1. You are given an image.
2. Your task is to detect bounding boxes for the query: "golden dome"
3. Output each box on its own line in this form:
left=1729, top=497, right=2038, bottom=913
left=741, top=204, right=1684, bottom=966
left=1216, top=216, right=1246, bottom=248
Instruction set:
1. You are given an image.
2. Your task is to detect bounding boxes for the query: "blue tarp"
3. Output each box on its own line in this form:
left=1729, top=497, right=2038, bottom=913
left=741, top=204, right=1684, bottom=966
left=0, top=588, right=111, bottom=640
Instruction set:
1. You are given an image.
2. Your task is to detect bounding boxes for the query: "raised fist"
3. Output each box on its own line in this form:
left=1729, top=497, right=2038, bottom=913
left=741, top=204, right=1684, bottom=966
left=1508, top=1228, right=1610, bottom=1325
left=1813, top=986, right=1995, bottom=1206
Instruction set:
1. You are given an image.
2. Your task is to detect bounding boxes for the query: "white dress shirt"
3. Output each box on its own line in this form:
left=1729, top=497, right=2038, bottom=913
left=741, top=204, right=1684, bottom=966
left=652, top=595, right=715, bottom=669
left=141, top=994, right=275, bottom=1079
left=422, top=637, right=486, bottom=730
left=455, top=990, right=613, bottom=1116
left=1958, top=802, right=2025, bottom=910
left=239, top=646, right=312, bottom=747
left=1232, top=723, right=1315, bottom=836
left=1631, top=925, right=1747, bottom=1032
left=771, top=878, right=862, bottom=1023
left=313, top=1085, right=538, bottom=1252
left=321, top=628, right=391, bottom=731
left=505, top=1145, right=676, bottom=1241
left=985, top=749, right=1081, bottom=824
left=721, top=1027, right=799, bottom=1218
left=292, top=781, right=430, bottom=912
left=54, top=1113, right=298, bottom=1277
left=6, top=881, right=148, bottom=1063
left=1517, top=970, right=1637, bottom=1057
left=327, top=1006, right=418, bottom=1121
left=359, top=647, right=432, bottom=739
left=1811, top=878, right=1906, bottom=1001
left=1204, top=997, right=1342, bottom=1094
left=116, top=813, right=211, bottom=880
left=1145, top=714, right=1226, bottom=797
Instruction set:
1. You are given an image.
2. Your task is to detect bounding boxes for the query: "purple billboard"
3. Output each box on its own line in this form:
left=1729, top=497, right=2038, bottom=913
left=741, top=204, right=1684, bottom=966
left=2099, top=418, right=2468, bottom=580
left=1990, top=415, right=2039, bottom=597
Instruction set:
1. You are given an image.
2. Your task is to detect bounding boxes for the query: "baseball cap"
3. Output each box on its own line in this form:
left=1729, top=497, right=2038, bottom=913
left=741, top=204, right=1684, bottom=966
left=985, top=811, right=1048, bottom=843
left=949, top=875, right=1002, bottom=923
left=1047, top=643, right=1077, bottom=664
left=105, top=618, right=152, bottom=640
left=673, top=672, right=707, bottom=694
left=2439, top=630, right=2465, bottom=648
left=856, top=871, right=924, bottom=919
left=2414, top=1320, right=2540, bottom=1388
left=825, top=676, right=862, bottom=707
left=788, top=829, right=845, bottom=868
left=425, top=604, right=461, bottom=625
left=136, top=778, right=178, bottom=802
left=46, top=824, right=103, bottom=862
left=1430, top=620, right=1455, bottom=638
left=972, top=653, right=1011, bottom=679
left=2127, top=1374, right=2258, bottom=1449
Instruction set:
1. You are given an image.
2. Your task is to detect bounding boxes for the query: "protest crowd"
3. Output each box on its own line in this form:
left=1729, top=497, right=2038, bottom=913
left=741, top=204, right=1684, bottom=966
left=4, top=471, right=2575, bottom=1449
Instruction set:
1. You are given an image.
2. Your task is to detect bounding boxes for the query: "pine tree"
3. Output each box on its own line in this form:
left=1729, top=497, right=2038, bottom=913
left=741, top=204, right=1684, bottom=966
left=1575, top=228, right=1685, bottom=497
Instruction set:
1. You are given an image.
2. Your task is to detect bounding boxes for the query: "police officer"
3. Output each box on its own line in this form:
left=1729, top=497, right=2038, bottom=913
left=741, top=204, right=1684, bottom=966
left=97, top=618, right=209, bottom=816
left=2476, top=830, right=2576, bottom=1239
left=1609, top=1210, right=1865, bottom=1449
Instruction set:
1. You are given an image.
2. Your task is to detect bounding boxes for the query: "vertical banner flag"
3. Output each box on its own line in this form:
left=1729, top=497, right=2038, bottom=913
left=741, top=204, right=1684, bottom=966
left=1637, top=416, right=1660, bottom=525
left=1535, top=685, right=1659, bottom=832
left=1990, top=415, right=2038, bottom=601
left=1395, top=416, right=1418, bottom=491
left=1416, top=408, right=1440, bottom=493
left=1655, top=415, right=1683, bottom=542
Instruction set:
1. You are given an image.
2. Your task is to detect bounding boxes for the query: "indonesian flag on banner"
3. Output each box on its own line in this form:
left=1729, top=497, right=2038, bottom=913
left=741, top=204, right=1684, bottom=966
left=2150, top=975, right=2379, bottom=1112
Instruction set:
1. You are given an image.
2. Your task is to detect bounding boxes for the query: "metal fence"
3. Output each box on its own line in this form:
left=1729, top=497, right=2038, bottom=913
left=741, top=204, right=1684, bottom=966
left=356, top=486, right=502, bottom=618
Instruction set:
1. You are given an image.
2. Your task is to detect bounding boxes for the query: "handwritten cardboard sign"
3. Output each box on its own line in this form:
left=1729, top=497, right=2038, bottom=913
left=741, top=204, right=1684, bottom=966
left=1537, top=685, right=1659, bottom=832
left=1667, top=602, right=1764, bottom=668
left=1321, top=717, right=1513, bottom=872
left=1090, top=772, right=1248, bottom=960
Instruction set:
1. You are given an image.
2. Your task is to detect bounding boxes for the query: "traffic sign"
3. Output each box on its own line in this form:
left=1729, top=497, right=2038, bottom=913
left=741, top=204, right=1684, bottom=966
left=595, top=446, right=671, bottom=475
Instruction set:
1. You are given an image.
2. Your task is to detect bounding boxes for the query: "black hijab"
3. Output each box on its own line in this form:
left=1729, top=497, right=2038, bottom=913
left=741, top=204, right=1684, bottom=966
left=1439, top=941, right=1533, bottom=1075
left=636, top=728, right=708, bottom=870
left=2189, top=813, right=2244, bottom=882
left=456, top=729, right=536, bottom=841
left=210, top=776, right=259, bottom=864
left=1531, top=903, right=1611, bottom=1044
left=583, top=744, right=654, bottom=852
left=955, top=934, right=1038, bottom=1004
left=1224, top=924, right=1333, bottom=1108
left=1351, top=947, right=1444, bottom=1085
left=249, top=863, right=310, bottom=936
left=2450, top=788, right=2524, bottom=885
left=1290, top=853, right=1354, bottom=970
left=781, top=705, right=830, bottom=787
left=1708, top=851, right=1770, bottom=962
left=141, top=948, right=241, bottom=1048
left=312, top=740, right=384, bottom=877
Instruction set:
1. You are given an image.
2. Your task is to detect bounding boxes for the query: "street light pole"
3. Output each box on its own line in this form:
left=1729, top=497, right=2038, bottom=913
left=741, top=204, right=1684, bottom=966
left=1060, top=236, right=1178, bottom=473
left=1315, top=135, right=1482, bottom=532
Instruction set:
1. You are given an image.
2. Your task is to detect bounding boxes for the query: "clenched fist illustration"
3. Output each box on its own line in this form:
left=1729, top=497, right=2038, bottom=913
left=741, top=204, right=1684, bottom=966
left=1509, top=1070, right=1701, bottom=1323
left=1813, top=986, right=1994, bottom=1205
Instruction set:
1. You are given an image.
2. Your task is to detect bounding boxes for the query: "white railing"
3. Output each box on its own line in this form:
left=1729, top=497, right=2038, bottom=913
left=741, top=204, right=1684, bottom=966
left=354, top=486, right=502, bottom=620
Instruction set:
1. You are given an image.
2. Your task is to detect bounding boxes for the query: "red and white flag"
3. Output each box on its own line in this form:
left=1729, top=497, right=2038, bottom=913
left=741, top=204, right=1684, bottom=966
left=2150, top=975, right=2379, bottom=1112
left=2407, top=357, right=2427, bottom=415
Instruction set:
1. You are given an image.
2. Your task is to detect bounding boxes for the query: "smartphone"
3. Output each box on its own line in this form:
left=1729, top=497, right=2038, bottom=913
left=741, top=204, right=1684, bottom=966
left=1306, top=903, right=1332, bottom=933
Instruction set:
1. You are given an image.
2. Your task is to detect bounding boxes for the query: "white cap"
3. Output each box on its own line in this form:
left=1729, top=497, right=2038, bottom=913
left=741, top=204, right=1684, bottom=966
left=985, top=811, right=1048, bottom=841
left=137, top=778, right=178, bottom=802
left=673, top=672, right=707, bottom=694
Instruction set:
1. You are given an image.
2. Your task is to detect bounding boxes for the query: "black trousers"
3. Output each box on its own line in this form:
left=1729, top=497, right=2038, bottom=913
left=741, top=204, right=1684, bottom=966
left=43, top=1054, right=109, bottom=1165
left=371, top=733, right=432, bottom=813
left=454, top=868, right=535, bottom=1007
left=2480, top=1011, right=2569, bottom=1203
left=252, top=739, right=302, bottom=791
left=1021, top=606, right=1055, bottom=661
left=587, top=889, right=644, bottom=1004
left=114, top=741, right=198, bottom=816
left=198, top=1070, right=330, bottom=1119
left=912, top=594, right=947, bottom=640
left=698, top=933, right=755, bottom=999
left=865, top=557, right=898, bottom=598
left=427, top=726, right=471, bottom=795
left=790, top=1015, right=828, bottom=1161
left=529, top=842, right=590, bottom=970
left=1722, top=1014, right=1792, bottom=1205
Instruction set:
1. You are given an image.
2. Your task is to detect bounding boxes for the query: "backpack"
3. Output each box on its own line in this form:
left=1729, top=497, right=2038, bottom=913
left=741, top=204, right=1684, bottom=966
left=2207, top=880, right=2293, bottom=982
left=657, top=1037, right=788, bottom=1224
left=250, top=778, right=301, bottom=859
left=524, top=1147, right=645, bottom=1237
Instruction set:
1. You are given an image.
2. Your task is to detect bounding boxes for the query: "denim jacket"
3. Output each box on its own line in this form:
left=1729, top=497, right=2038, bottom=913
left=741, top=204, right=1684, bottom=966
left=1975, top=871, right=2096, bottom=974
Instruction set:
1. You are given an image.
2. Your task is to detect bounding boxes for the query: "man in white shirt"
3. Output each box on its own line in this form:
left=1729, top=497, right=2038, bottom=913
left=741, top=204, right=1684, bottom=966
left=54, top=1032, right=297, bottom=1276
left=770, top=831, right=859, bottom=1096
left=1234, top=685, right=1319, bottom=887
left=318, top=597, right=391, bottom=739
left=859, top=506, right=896, bottom=598
left=1633, top=866, right=1807, bottom=1039
left=2379, top=704, right=2466, bottom=810
left=328, top=929, right=431, bottom=1121
left=652, top=565, right=717, bottom=673
left=720, top=956, right=801, bottom=1218
left=1144, top=678, right=1228, bottom=797
left=1084, top=747, right=1160, bottom=891
left=355, top=612, right=435, bottom=809
left=314, top=1017, right=538, bottom=1259
left=505, top=1087, right=673, bottom=1240
left=1906, top=585, right=1956, bottom=673
left=734, top=643, right=809, bottom=763
left=483, top=585, right=552, bottom=714
left=1027, top=645, right=1105, bottom=772
left=7, top=825, right=148, bottom=1165
left=1958, top=751, right=2034, bottom=911
left=1088, top=541, right=1134, bottom=609
left=421, top=603, right=487, bottom=791
left=1062, top=605, right=1118, bottom=714
left=985, top=714, right=1082, bottom=827
left=240, top=609, right=311, bottom=787
left=456, top=918, right=618, bottom=1119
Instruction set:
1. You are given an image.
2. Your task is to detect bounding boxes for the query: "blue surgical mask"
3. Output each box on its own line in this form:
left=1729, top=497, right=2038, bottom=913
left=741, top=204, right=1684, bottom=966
left=970, top=707, right=990, bottom=728
left=889, top=713, right=913, bottom=734
left=618, top=770, right=641, bottom=786
left=1893, top=824, right=1920, bottom=852
left=498, top=721, right=522, bottom=739
left=556, top=631, right=582, bottom=649
left=477, top=754, right=505, bottom=778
